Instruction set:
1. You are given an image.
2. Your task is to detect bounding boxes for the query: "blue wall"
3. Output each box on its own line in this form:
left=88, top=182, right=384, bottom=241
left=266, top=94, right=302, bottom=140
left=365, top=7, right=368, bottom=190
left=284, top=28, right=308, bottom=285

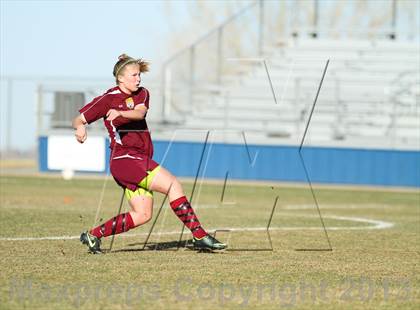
left=39, top=137, right=420, bottom=187
left=153, top=141, right=419, bottom=188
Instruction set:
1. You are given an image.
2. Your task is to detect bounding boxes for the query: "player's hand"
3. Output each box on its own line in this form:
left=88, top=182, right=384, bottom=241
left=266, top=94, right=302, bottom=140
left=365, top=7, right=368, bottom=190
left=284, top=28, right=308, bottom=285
left=106, top=109, right=121, bottom=121
left=75, top=125, right=87, bottom=143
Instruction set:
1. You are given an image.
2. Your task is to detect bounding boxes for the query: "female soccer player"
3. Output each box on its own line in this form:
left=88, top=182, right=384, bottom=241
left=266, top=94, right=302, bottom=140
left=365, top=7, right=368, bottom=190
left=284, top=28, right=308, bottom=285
left=72, top=54, right=226, bottom=254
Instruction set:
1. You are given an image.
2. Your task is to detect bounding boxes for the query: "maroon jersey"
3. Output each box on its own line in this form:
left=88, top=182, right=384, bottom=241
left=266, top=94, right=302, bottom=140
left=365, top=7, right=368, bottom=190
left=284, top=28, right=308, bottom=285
left=79, top=86, right=153, bottom=159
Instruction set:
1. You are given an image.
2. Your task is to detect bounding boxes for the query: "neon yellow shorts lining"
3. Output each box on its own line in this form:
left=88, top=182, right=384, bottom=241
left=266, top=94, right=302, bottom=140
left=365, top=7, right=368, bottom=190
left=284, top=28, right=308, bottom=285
left=124, top=166, right=161, bottom=200
left=139, top=165, right=161, bottom=190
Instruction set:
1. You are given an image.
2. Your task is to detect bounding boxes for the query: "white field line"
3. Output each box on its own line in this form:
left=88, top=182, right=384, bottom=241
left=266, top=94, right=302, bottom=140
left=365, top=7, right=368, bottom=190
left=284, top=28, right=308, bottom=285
left=282, top=204, right=392, bottom=210
left=193, top=204, right=392, bottom=210
left=0, top=214, right=393, bottom=241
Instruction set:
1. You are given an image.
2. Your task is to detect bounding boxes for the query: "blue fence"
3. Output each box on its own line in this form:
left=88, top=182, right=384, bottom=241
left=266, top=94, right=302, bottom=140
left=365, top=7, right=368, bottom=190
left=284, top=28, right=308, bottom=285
left=39, top=137, right=419, bottom=188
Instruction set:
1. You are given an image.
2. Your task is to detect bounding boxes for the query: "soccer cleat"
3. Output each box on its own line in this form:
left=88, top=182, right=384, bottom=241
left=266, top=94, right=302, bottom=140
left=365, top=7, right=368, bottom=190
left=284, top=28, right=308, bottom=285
left=193, top=234, right=227, bottom=250
left=80, top=231, right=102, bottom=254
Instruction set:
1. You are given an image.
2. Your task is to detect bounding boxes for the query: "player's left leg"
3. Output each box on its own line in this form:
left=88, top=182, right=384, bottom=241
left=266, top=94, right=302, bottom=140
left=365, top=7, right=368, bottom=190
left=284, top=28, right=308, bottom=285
left=81, top=188, right=153, bottom=254
left=148, top=165, right=227, bottom=250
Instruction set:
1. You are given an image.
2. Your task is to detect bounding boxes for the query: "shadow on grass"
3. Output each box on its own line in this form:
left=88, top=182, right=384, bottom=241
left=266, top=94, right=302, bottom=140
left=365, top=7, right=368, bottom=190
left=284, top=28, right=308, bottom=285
left=107, top=239, right=223, bottom=254
left=107, top=239, right=277, bottom=254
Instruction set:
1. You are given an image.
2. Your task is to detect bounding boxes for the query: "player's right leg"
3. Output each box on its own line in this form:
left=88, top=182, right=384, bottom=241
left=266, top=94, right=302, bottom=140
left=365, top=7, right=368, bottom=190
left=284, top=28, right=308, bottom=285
left=126, top=192, right=154, bottom=227
left=80, top=188, right=153, bottom=254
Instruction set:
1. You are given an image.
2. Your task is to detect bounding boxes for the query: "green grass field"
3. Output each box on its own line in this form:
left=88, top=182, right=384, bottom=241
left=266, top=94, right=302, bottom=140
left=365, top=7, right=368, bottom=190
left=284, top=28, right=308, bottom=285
left=0, top=175, right=419, bottom=309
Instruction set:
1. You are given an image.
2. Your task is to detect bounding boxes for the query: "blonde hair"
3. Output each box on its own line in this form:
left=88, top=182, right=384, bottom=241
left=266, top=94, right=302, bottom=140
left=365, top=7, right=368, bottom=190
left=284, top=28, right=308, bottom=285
left=113, top=54, right=149, bottom=84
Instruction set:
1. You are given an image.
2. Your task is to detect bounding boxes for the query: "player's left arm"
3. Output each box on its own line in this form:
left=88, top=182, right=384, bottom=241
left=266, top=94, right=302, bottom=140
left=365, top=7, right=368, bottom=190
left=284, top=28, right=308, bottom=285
left=106, top=104, right=148, bottom=122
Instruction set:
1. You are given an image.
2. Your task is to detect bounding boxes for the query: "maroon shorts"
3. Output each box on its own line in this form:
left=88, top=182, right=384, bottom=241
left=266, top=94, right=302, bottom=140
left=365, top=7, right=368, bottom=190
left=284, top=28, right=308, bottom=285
left=110, top=155, right=159, bottom=192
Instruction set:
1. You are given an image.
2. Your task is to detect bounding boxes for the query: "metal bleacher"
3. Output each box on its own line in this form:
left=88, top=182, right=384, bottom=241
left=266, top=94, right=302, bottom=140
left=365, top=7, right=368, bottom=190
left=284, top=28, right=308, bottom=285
left=152, top=0, right=419, bottom=150
left=161, top=38, right=419, bottom=150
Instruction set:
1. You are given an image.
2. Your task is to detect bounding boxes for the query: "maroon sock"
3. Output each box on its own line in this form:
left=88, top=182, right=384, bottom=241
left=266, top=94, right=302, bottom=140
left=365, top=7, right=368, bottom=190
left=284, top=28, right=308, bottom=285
left=90, top=212, right=134, bottom=239
left=170, top=196, right=207, bottom=239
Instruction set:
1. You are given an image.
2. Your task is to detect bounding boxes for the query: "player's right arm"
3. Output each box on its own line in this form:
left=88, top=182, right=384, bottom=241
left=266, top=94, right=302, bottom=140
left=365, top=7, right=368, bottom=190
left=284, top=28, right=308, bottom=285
left=72, top=114, right=87, bottom=143
left=72, top=92, right=111, bottom=144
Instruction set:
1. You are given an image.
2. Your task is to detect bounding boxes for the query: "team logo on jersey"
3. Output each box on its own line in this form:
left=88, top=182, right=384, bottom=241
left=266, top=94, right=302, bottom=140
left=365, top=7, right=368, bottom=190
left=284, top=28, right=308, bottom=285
left=125, top=97, right=134, bottom=109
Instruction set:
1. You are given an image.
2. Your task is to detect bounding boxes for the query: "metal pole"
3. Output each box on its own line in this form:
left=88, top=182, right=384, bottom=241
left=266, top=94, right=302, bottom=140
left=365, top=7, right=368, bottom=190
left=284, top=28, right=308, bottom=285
left=295, top=77, right=300, bottom=133
left=189, top=46, right=195, bottom=111
left=258, top=0, right=264, bottom=55
left=36, top=84, right=43, bottom=138
left=161, top=64, right=167, bottom=121
left=36, top=84, right=43, bottom=172
left=217, top=27, right=223, bottom=85
left=389, top=0, right=397, bottom=40
left=292, top=0, right=299, bottom=37
left=165, top=68, right=172, bottom=118
left=312, top=0, right=318, bottom=38
left=6, top=79, right=13, bottom=154
left=161, top=63, right=172, bottom=121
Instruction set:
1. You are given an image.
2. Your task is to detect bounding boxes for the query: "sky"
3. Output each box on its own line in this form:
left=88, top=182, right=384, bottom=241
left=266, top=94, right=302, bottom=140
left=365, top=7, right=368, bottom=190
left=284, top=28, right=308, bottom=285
left=0, top=0, right=200, bottom=152
left=0, top=0, right=183, bottom=78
